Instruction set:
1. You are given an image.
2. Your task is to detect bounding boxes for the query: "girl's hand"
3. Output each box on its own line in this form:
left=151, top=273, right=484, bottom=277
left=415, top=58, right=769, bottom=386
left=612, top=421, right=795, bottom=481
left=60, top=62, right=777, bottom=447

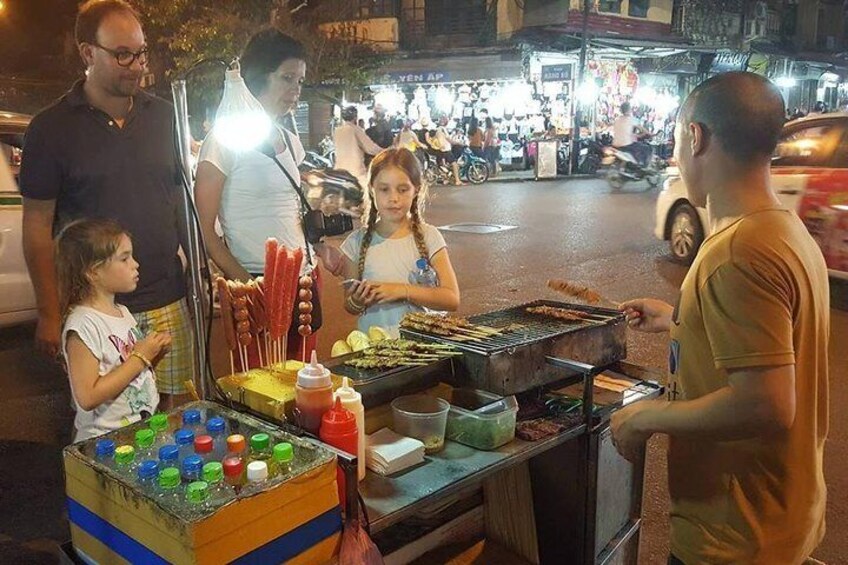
left=347, top=280, right=378, bottom=308
left=134, top=331, right=172, bottom=362
left=371, top=283, right=409, bottom=304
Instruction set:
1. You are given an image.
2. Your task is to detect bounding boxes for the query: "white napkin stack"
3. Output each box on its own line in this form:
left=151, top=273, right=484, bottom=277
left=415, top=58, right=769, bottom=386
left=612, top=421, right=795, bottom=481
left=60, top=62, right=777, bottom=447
left=365, top=428, right=425, bottom=476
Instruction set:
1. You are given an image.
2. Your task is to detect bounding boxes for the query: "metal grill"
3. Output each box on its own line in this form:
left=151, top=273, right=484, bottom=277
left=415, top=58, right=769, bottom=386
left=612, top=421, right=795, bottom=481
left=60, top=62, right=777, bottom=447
left=401, top=300, right=625, bottom=355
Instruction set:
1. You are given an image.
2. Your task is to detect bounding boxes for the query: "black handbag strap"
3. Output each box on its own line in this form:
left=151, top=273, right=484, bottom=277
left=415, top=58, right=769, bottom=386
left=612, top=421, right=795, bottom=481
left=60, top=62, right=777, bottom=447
left=260, top=128, right=314, bottom=267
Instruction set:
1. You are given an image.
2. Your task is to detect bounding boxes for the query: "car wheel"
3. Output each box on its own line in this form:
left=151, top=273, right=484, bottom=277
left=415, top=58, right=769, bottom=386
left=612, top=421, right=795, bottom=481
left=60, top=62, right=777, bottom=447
left=466, top=162, right=489, bottom=184
left=669, top=203, right=704, bottom=264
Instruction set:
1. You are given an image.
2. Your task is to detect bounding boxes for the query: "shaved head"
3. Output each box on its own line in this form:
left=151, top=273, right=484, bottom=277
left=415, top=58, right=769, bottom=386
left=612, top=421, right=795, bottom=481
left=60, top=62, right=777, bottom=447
left=679, top=72, right=785, bottom=164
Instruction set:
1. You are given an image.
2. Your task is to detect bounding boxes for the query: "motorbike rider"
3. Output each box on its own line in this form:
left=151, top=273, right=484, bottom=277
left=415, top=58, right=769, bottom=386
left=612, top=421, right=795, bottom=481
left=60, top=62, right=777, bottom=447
left=334, top=105, right=383, bottom=190
left=425, top=116, right=463, bottom=186
left=613, top=102, right=652, bottom=167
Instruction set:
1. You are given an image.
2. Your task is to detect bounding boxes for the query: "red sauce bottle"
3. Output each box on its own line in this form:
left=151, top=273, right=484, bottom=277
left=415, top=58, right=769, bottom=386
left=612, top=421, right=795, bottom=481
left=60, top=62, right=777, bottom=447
left=319, top=397, right=358, bottom=507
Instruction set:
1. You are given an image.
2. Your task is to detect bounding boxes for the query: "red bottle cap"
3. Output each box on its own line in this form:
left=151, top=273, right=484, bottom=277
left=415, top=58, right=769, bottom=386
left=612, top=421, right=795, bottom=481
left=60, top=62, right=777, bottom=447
left=194, top=435, right=213, bottom=454
left=223, top=457, right=244, bottom=478
left=320, top=397, right=357, bottom=435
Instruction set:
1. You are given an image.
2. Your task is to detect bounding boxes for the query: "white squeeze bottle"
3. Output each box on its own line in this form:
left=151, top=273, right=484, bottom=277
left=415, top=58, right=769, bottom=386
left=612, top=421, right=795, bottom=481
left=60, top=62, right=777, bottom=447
left=334, top=377, right=365, bottom=481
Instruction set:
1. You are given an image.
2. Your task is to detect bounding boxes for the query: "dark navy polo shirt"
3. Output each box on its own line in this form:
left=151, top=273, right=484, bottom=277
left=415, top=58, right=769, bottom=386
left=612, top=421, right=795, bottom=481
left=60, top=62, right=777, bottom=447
left=20, top=80, right=186, bottom=313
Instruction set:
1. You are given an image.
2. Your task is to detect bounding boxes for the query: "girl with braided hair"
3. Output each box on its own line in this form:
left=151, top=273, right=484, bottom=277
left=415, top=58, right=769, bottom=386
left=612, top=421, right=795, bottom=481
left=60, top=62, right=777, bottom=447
left=334, top=148, right=460, bottom=337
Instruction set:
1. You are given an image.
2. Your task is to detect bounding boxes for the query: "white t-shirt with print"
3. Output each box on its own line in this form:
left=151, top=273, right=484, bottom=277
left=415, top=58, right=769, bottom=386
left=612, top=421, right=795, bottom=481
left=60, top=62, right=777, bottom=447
left=62, top=305, right=159, bottom=442
left=199, top=126, right=310, bottom=274
left=341, top=223, right=447, bottom=337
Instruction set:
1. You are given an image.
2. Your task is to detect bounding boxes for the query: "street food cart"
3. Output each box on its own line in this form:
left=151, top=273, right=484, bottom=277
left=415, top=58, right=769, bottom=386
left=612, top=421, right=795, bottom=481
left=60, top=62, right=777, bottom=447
left=61, top=296, right=662, bottom=564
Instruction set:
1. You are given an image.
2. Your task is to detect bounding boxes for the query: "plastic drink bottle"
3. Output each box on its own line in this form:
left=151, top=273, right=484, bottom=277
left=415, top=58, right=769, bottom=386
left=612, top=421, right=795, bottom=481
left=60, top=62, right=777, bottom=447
left=135, top=429, right=156, bottom=461
left=136, top=460, right=159, bottom=495
left=206, top=417, right=227, bottom=460
left=319, top=398, right=358, bottom=507
left=272, top=443, right=294, bottom=478
left=334, top=377, right=366, bottom=481
left=295, top=351, right=334, bottom=434
left=246, top=461, right=269, bottom=486
left=182, top=409, right=204, bottom=437
left=181, top=455, right=203, bottom=484
left=148, top=413, right=170, bottom=448
left=223, top=457, right=245, bottom=494
left=186, top=481, right=210, bottom=507
left=202, top=462, right=231, bottom=507
left=408, top=258, right=439, bottom=287
left=157, top=467, right=181, bottom=504
left=194, top=435, right=213, bottom=463
left=114, top=445, right=136, bottom=478
left=249, top=433, right=272, bottom=466
left=226, top=434, right=246, bottom=461
left=174, top=429, right=196, bottom=462
left=94, top=439, right=116, bottom=468
left=158, top=444, right=179, bottom=468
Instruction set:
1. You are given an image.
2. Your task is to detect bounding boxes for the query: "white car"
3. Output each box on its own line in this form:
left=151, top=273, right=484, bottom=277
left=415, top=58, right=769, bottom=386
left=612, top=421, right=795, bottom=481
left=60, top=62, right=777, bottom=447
left=655, top=114, right=848, bottom=280
left=0, top=112, right=36, bottom=327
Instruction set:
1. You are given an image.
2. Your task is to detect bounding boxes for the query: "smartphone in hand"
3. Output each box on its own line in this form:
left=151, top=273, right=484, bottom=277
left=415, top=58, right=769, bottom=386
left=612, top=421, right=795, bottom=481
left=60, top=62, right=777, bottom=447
left=340, top=279, right=361, bottom=291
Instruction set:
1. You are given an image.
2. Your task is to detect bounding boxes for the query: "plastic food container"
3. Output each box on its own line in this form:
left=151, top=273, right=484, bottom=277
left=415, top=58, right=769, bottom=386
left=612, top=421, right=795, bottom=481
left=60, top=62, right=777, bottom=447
left=391, top=395, right=450, bottom=454
left=443, top=388, right=518, bottom=451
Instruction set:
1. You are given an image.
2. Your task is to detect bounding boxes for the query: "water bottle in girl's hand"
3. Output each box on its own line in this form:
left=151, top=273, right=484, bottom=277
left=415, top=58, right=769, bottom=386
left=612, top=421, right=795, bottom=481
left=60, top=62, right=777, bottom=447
left=409, top=258, right=439, bottom=287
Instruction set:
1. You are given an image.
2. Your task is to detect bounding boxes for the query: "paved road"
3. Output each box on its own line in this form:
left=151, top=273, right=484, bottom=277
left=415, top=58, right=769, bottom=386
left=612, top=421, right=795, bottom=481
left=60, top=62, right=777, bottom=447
left=1, top=177, right=845, bottom=562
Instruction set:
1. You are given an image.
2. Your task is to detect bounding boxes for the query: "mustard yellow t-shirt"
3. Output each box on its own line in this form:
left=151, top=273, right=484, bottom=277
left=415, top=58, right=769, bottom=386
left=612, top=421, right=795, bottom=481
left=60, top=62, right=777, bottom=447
left=668, top=208, right=829, bottom=565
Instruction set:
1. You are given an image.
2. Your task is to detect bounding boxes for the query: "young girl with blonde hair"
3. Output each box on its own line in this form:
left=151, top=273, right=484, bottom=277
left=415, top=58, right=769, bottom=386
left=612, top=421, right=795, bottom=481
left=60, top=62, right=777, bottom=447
left=332, top=148, right=460, bottom=336
left=57, top=219, right=170, bottom=442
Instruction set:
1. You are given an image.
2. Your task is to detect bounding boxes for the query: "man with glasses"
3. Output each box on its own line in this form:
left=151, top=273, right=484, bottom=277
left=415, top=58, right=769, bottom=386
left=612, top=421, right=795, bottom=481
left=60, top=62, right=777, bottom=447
left=20, top=0, right=195, bottom=409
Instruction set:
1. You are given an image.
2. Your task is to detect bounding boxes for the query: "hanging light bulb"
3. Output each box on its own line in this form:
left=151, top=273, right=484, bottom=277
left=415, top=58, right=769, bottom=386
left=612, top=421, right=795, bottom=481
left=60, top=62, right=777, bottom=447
left=213, top=62, right=272, bottom=152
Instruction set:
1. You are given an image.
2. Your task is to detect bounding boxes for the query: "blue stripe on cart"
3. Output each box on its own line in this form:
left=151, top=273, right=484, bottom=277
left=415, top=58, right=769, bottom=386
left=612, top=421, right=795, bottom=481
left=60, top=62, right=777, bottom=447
left=68, top=497, right=343, bottom=564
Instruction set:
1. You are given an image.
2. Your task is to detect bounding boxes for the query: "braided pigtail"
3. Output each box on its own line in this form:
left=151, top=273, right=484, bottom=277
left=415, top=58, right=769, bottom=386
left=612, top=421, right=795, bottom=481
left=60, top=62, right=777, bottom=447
left=409, top=194, right=429, bottom=263
left=357, top=197, right=379, bottom=280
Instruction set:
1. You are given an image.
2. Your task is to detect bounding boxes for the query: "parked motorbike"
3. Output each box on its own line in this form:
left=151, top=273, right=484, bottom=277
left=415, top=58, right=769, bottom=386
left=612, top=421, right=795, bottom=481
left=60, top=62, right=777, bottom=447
left=603, top=141, right=666, bottom=190
left=423, top=147, right=490, bottom=185
left=300, top=159, right=365, bottom=215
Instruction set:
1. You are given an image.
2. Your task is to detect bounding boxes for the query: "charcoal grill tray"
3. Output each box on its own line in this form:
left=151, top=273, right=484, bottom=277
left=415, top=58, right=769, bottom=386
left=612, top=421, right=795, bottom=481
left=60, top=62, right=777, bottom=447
left=400, top=300, right=624, bottom=355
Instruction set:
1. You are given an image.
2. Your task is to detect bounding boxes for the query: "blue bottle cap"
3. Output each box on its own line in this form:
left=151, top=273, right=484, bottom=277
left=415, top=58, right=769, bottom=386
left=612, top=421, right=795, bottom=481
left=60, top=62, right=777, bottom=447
left=174, top=429, right=195, bottom=446
left=182, top=409, right=201, bottom=425
left=182, top=455, right=204, bottom=474
left=95, top=439, right=116, bottom=457
left=206, top=417, right=225, bottom=433
left=137, top=460, right=160, bottom=480
left=416, top=258, right=428, bottom=269
left=158, top=445, right=179, bottom=463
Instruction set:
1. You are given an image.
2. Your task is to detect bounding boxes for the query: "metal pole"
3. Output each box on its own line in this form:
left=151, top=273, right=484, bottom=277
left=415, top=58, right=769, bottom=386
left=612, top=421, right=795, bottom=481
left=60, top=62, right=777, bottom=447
left=171, top=79, right=209, bottom=399
left=572, top=0, right=591, bottom=175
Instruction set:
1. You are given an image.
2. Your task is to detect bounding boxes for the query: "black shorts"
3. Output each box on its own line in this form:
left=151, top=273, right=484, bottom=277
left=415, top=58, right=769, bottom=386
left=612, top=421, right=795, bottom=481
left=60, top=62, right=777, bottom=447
left=436, top=150, right=455, bottom=164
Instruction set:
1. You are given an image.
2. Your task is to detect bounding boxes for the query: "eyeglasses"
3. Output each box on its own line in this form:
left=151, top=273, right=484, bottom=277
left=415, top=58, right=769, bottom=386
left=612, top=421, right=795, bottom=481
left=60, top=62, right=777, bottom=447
left=92, top=42, right=149, bottom=68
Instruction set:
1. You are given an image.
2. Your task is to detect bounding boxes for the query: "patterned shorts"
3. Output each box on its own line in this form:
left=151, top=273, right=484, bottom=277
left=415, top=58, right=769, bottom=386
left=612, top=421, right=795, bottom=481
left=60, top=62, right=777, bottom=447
left=134, top=298, right=196, bottom=395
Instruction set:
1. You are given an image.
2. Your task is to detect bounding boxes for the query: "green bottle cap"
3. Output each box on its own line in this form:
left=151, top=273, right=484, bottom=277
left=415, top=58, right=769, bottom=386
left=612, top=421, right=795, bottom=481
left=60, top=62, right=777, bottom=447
left=250, top=433, right=270, bottom=452
left=273, top=442, right=293, bottom=463
left=115, top=445, right=135, bottom=465
left=135, top=429, right=155, bottom=449
left=149, top=413, right=169, bottom=433
left=202, top=462, right=224, bottom=484
left=159, top=467, right=181, bottom=489
left=186, top=481, right=209, bottom=504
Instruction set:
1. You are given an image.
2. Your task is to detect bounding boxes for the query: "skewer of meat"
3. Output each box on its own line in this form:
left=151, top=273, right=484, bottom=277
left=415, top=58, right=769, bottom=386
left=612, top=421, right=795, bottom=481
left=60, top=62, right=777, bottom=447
left=546, top=279, right=622, bottom=308
left=526, top=306, right=591, bottom=322
left=246, top=280, right=266, bottom=367
left=264, top=239, right=279, bottom=339
left=230, top=282, right=252, bottom=371
left=216, top=277, right=237, bottom=376
left=270, top=246, right=291, bottom=363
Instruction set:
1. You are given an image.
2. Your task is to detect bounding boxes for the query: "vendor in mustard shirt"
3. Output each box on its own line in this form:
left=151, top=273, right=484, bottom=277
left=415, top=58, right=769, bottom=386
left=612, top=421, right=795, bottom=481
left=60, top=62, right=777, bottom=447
left=611, top=72, right=829, bottom=565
